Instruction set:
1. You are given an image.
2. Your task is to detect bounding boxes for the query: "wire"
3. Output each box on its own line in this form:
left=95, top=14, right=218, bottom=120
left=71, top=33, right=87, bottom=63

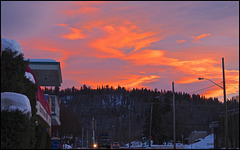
left=226, top=83, right=239, bottom=89
left=189, top=82, right=223, bottom=95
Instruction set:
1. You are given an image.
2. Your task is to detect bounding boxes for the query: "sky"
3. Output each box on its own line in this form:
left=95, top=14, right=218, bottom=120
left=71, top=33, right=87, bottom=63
left=1, top=1, right=239, bottom=101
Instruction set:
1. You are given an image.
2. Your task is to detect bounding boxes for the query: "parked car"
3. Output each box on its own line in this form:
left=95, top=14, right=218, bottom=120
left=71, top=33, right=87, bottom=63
left=112, top=142, right=120, bottom=148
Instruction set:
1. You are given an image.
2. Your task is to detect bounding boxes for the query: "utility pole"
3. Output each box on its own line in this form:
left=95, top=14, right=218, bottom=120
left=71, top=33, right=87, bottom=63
left=87, top=129, right=88, bottom=149
left=128, top=105, right=131, bottom=148
left=82, top=127, right=84, bottom=148
left=222, top=58, right=228, bottom=149
left=149, top=103, right=153, bottom=147
left=172, top=82, right=176, bottom=149
left=92, top=118, right=95, bottom=147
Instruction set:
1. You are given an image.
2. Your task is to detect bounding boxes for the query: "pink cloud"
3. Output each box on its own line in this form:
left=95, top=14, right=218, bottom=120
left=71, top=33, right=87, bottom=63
left=58, top=24, right=86, bottom=40
left=192, top=33, right=211, bottom=43
left=83, top=74, right=160, bottom=90
left=89, top=19, right=162, bottom=58
left=177, top=40, right=186, bottom=44
left=61, top=6, right=101, bottom=17
left=4, top=1, right=238, bottom=101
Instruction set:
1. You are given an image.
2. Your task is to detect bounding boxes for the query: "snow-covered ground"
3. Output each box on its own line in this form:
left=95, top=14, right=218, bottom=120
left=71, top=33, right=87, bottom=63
left=63, top=144, right=72, bottom=149
left=184, top=134, right=214, bottom=149
left=123, top=134, right=214, bottom=149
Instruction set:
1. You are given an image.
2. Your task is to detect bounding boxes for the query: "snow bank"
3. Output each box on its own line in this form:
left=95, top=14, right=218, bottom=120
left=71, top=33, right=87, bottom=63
left=1, top=92, right=32, bottom=118
left=125, top=140, right=153, bottom=148
left=125, top=134, right=214, bottom=149
left=2, top=38, right=23, bottom=56
left=62, top=144, right=72, bottom=149
left=25, top=72, right=36, bottom=84
left=184, top=134, right=214, bottom=149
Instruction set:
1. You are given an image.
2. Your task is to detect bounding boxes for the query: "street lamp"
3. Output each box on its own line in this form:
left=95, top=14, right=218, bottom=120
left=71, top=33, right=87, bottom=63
left=198, top=58, right=228, bottom=149
left=198, top=78, right=223, bottom=89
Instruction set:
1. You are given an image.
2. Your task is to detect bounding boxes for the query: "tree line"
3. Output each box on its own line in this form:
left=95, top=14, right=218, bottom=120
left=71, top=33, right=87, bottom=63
left=45, top=85, right=239, bottom=146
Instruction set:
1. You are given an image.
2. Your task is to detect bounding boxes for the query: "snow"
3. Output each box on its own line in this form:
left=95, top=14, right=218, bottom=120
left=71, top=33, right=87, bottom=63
left=25, top=59, right=57, bottom=62
left=184, top=133, right=214, bottom=149
left=125, top=139, right=153, bottom=148
left=62, top=144, right=72, bottom=149
left=25, top=72, right=36, bottom=84
left=122, top=134, right=214, bottom=149
left=1, top=92, right=32, bottom=118
left=2, top=38, right=23, bottom=56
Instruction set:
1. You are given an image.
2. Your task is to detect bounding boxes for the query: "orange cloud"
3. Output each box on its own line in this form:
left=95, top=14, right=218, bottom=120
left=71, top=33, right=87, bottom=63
left=74, top=1, right=106, bottom=5
left=89, top=19, right=162, bottom=58
left=19, top=38, right=75, bottom=69
left=62, top=7, right=101, bottom=17
left=192, top=33, right=211, bottom=42
left=176, top=77, right=199, bottom=84
left=185, top=68, right=239, bottom=100
left=177, top=40, right=186, bottom=44
left=83, top=74, right=160, bottom=89
left=123, top=49, right=219, bottom=75
left=123, top=49, right=238, bottom=97
left=58, top=24, right=85, bottom=40
left=124, top=50, right=178, bottom=66
left=203, top=83, right=239, bottom=100
left=80, top=7, right=101, bottom=14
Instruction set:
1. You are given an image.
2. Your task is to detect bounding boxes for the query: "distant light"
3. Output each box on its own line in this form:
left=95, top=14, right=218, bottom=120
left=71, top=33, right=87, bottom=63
left=93, top=144, right=97, bottom=148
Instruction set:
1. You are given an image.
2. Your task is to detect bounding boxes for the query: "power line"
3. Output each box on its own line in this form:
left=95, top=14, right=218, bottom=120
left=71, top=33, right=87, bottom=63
left=226, top=83, right=239, bottom=89
left=189, top=82, right=223, bottom=95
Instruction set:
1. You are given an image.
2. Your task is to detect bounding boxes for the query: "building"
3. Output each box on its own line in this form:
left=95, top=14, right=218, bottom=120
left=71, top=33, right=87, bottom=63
left=49, top=95, right=61, bottom=137
left=27, top=59, right=62, bottom=87
left=28, top=59, right=62, bottom=138
left=44, top=94, right=52, bottom=136
left=26, top=65, right=51, bottom=127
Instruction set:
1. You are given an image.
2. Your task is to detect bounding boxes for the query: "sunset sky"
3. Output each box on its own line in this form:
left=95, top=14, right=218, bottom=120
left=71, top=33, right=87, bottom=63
left=1, top=1, right=239, bottom=101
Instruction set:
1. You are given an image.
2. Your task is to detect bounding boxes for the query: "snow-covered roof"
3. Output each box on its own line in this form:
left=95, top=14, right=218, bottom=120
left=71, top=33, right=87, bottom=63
left=27, top=60, right=62, bottom=86
left=1, top=92, right=32, bottom=118
left=2, top=38, right=23, bottom=56
left=25, top=59, right=57, bottom=62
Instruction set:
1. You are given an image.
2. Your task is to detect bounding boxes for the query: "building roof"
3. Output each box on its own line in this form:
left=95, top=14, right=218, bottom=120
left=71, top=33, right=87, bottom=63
left=27, top=59, right=62, bottom=86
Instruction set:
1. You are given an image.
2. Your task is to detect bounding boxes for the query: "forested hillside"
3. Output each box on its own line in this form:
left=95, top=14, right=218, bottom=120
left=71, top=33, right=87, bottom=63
left=44, top=85, right=239, bottom=145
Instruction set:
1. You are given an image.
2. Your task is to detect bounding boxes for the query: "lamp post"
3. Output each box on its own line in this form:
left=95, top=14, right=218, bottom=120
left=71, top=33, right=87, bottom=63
left=149, top=103, right=153, bottom=147
left=129, top=105, right=131, bottom=148
left=198, top=57, right=228, bottom=149
left=172, top=82, right=176, bottom=149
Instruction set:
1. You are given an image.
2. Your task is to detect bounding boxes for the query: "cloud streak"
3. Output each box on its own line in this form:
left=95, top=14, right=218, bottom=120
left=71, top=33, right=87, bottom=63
left=58, top=24, right=86, bottom=40
left=177, top=40, right=186, bottom=44
left=84, top=74, right=160, bottom=90
left=89, top=19, right=162, bottom=58
left=192, top=33, right=211, bottom=43
left=61, top=6, right=101, bottom=17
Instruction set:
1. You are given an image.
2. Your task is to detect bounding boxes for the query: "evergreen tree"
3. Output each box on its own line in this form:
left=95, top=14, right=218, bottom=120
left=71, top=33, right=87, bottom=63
left=1, top=49, right=51, bottom=149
